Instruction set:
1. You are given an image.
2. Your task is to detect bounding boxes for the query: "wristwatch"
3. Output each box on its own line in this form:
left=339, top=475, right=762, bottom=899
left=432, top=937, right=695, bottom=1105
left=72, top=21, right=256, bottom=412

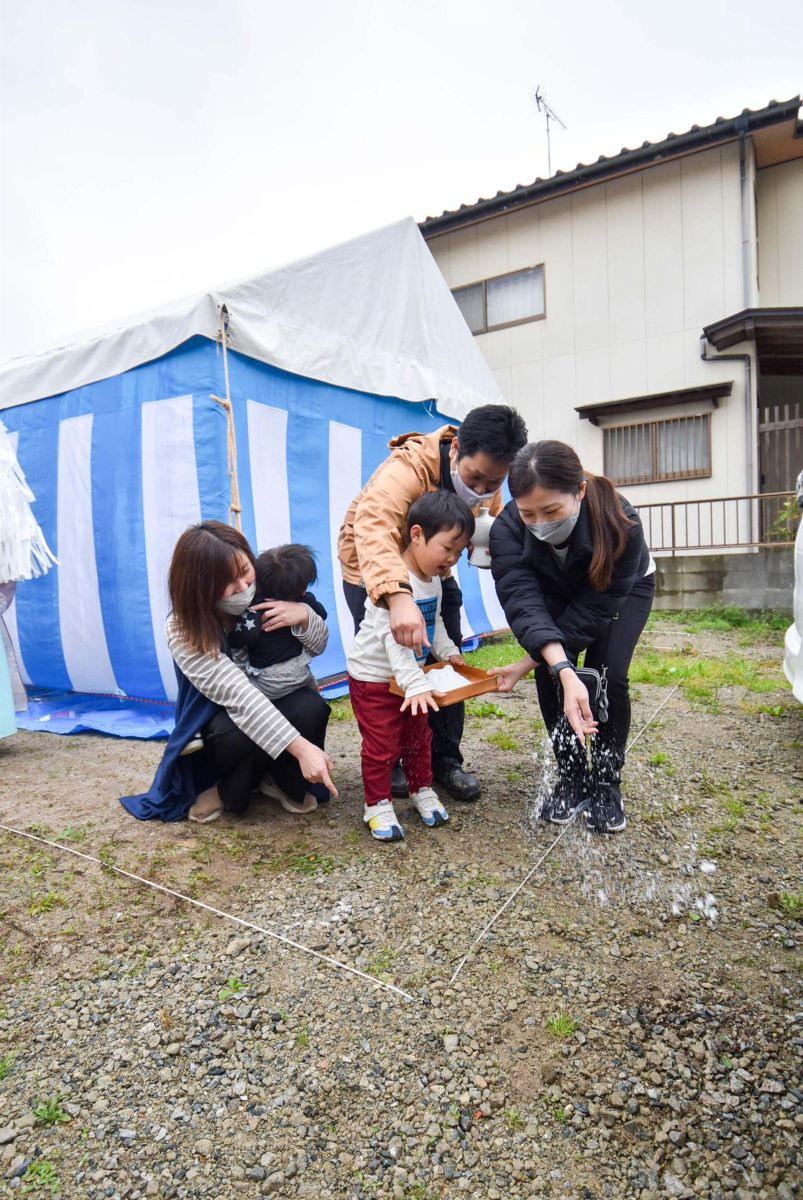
left=549, top=659, right=575, bottom=682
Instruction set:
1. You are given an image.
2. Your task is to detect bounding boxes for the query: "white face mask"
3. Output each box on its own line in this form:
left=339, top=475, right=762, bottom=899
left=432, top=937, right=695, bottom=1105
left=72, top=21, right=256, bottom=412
left=525, top=498, right=580, bottom=546
left=449, top=453, right=497, bottom=507
left=217, top=581, right=256, bottom=616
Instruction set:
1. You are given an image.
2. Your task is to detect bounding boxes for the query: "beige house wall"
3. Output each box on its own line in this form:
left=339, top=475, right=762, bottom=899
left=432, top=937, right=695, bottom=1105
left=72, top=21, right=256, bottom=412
left=757, top=160, right=803, bottom=306
left=427, top=143, right=758, bottom=506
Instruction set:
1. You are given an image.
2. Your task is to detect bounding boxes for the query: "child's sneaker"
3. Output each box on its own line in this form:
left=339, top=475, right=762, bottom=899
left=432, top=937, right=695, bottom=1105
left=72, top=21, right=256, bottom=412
left=363, top=799, right=405, bottom=841
left=409, top=787, right=449, bottom=828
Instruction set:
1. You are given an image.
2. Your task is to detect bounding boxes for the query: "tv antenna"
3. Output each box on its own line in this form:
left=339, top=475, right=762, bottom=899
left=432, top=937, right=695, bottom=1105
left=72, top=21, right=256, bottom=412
left=533, top=86, right=566, bottom=177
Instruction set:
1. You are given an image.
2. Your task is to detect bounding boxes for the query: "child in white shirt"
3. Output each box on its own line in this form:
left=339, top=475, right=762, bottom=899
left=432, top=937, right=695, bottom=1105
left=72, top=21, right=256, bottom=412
left=347, top=491, right=474, bottom=841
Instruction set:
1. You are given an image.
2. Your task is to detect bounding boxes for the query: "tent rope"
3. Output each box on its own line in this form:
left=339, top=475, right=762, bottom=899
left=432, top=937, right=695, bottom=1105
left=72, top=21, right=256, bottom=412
left=212, top=307, right=242, bottom=531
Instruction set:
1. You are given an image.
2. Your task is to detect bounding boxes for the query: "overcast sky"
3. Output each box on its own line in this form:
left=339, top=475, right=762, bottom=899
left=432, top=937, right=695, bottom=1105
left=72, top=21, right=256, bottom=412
left=1, top=0, right=801, bottom=360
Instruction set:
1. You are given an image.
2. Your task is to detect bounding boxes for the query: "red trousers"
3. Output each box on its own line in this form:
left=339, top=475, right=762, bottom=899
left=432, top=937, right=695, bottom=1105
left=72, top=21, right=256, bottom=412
left=348, top=676, right=432, bottom=805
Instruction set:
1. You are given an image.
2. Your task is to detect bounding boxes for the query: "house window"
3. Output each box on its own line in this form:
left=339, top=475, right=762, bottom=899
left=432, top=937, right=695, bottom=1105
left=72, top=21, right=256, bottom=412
left=452, top=265, right=545, bottom=334
left=603, top=414, right=712, bottom=485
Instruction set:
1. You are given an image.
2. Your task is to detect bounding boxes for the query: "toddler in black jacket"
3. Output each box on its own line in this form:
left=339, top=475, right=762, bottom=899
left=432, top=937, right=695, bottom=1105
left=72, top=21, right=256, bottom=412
left=228, top=544, right=328, bottom=699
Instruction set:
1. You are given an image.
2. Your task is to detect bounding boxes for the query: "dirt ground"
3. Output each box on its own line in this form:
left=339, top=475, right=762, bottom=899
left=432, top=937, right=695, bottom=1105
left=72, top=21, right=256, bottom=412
left=0, top=616, right=801, bottom=1199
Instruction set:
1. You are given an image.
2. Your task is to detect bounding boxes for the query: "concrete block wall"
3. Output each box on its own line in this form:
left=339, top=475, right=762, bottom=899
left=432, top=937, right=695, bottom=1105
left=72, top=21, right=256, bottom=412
left=654, top=548, right=794, bottom=613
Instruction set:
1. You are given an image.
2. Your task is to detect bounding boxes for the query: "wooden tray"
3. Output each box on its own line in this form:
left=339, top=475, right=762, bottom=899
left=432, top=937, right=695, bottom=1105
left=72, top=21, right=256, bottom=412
left=388, top=662, right=499, bottom=707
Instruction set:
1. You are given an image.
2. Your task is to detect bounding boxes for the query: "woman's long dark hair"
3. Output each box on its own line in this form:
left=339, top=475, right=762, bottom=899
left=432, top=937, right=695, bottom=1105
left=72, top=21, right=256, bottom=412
left=508, top=440, right=633, bottom=591
left=168, top=521, right=256, bottom=654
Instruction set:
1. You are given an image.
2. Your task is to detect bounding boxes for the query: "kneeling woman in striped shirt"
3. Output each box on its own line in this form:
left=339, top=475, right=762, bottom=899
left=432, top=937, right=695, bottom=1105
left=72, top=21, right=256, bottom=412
left=121, top=522, right=336, bottom=823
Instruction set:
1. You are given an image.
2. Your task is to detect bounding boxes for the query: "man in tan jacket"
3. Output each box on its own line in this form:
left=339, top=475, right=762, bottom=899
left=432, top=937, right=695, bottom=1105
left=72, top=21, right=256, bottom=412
left=338, top=404, right=527, bottom=801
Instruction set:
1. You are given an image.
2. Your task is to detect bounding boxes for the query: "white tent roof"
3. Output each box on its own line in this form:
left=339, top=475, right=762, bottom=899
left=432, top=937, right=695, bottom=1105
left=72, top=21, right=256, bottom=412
left=0, top=218, right=502, bottom=418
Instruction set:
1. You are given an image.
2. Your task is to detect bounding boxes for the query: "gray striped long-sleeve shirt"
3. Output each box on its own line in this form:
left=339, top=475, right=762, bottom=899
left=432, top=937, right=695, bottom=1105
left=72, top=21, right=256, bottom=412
left=166, top=613, right=309, bottom=760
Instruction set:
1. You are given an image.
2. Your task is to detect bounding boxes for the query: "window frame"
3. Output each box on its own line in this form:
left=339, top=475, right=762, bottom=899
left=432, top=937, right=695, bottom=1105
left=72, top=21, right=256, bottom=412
left=452, top=263, right=546, bottom=334
left=603, top=413, right=713, bottom=486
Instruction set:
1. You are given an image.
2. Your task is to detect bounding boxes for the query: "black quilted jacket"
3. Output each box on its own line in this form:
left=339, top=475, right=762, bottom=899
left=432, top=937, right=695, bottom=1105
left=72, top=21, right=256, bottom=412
left=489, top=495, right=650, bottom=657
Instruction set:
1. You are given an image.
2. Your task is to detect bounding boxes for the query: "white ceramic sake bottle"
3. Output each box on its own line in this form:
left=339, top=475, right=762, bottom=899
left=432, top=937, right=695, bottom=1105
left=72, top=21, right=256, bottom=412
left=469, top=506, right=495, bottom=568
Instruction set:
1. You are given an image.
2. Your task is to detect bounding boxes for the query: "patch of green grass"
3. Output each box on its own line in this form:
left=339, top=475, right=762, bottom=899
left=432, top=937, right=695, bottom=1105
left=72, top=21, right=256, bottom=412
left=282, top=851, right=336, bottom=876
left=186, top=869, right=212, bottom=899
left=546, top=1010, right=578, bottom=1040
left=630, top=644, right=784, bottom=698
left=749, top=701, right=796, bottom=718
left=368, top=947, right=395, bottom=978
left=403, top=1185, right=432, bottom=1200
left=649, top=752, right=669, bottom=767
left=504, top=1106, right=526, bottom=1131
left=56, top=825, right=87, bottom=844
left=327, top=698, right=355, bottom=721
left=295, top=1024, right=310, bottom=1048
left=699, top=769, right=732, bottom=799
left=464, top=634, right=524, bottom=670
left=218, top=976, right=246, bottom=1002
left=0, top=1053, right=14, bottom=1080
left=33, top=1095, right=70, bottom=1127
left=28, top=891, right=66, bottom=917
left=505, top=768, right=522, bottom=783
left=486, top=730, right=520, bottom=751
left=779, top=890, right=803, bottom=920
left=219, top=828, right=261, bottom=862
left=457, top=871, right=501, bottom=891
left=465, top=699, right=511, bottom=720
left=27, top=852, right=54, bottom=879
left=551, top=1104, right=568, bottom=1123
left=648, top=605, right=787, bottom=640
left=22, top=1157, right=61, bottom=1195
left=722, top=797, right=745, bottom=818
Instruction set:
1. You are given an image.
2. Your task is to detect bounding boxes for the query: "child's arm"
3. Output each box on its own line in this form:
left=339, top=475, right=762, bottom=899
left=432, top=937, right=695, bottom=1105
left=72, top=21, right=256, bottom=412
left=378, top=613, right=441, bottom=715
left=303, top=591, right=328, bottom=621
left=291, top=602, right=329, bottom=658
left=226, top=608, right=262, bottom=649
left=430, top=609, right=461, bottom=665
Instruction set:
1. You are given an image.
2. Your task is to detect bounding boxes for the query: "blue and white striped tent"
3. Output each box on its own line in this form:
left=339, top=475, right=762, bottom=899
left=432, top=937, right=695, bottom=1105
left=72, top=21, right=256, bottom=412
left=0, top=219, right=508, bottom=721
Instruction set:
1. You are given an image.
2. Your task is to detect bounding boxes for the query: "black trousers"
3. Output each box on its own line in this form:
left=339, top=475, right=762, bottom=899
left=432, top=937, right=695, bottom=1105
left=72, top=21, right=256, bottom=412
left=534, top=574, right=655, bottom=788
left=343, top=578, right=465, bottom=771
left=202, top=686, right=331, bottom=815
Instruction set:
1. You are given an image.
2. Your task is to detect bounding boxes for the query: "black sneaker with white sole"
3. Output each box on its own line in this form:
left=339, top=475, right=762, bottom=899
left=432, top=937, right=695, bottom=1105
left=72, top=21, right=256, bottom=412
left=586, top=785, right=627, bottom=833
left=540, top=777, right=584, bottom=825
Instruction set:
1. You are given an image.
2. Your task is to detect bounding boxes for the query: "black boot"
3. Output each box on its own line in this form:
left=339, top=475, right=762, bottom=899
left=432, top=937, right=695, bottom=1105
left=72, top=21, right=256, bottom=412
left=542, top=717, right=587, bottom=824
left=541, top=773, right=584, bottom=824
left=434, top=762, right=481, bottom=802
left=585, top=724, right=627, bottom=833
left=586, top=782, right=626, bottom=833
left=391, top=763, right=409, bottom=799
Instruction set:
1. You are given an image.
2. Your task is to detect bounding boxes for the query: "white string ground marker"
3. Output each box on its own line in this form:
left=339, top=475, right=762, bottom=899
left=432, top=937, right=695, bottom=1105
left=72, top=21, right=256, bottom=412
left=448, top=683, right=682, bottom=989
left=0, top=823, right=416, bottom=1003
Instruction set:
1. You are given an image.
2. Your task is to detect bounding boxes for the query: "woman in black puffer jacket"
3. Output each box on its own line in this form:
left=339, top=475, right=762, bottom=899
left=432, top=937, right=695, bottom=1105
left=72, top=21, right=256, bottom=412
left=489, top=440, right=655, bottom=833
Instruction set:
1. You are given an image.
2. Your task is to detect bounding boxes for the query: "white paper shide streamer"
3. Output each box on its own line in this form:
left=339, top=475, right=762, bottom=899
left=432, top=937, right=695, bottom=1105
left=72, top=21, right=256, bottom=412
left=0, top=419, right=57, bottom=583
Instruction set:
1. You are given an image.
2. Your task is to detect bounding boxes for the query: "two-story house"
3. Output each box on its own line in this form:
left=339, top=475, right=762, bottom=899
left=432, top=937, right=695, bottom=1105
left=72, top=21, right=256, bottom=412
left=420, top=97, right=803, bottom=574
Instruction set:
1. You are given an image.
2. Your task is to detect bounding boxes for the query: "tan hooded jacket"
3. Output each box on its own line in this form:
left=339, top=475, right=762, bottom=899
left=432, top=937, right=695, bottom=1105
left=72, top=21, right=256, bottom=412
left=337, top=425, right=504, bottom=605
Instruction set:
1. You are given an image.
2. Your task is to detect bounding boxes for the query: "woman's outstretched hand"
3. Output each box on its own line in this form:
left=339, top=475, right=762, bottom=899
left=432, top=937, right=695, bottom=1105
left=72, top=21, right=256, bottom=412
left=288, top=737, right=338, bottom=798
left=254, top=599, right=309, bottom=632
left=561, top=672, right=598, bottom=747
left=490, top=654, right=535, bottom=693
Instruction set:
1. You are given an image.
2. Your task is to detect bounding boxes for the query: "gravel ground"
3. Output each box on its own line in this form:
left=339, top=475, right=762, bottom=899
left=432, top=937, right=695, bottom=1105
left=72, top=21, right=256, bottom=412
left=0, top=619, right=801, bottom=1200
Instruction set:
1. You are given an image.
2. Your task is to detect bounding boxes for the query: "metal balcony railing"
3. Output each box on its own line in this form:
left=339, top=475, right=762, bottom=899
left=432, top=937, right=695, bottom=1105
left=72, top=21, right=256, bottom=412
left=635, top=491, right=798, bottom=556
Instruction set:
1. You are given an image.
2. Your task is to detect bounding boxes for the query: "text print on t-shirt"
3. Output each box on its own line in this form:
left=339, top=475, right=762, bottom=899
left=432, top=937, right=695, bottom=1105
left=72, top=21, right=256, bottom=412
left=415, top=595, right=438, bottom=663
